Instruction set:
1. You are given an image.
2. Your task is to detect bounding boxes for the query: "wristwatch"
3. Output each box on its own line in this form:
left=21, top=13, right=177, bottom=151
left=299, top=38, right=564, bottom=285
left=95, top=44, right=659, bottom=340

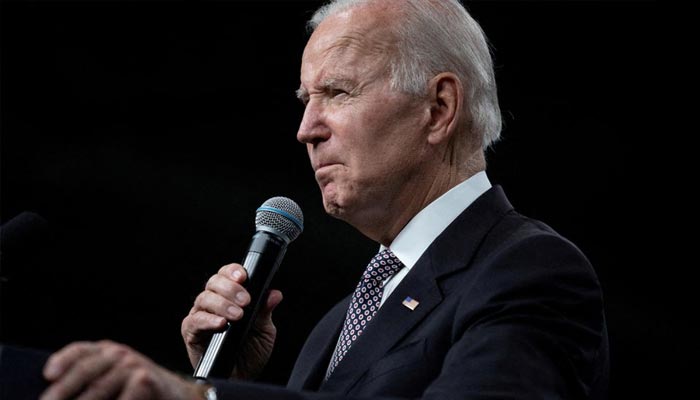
left=194, top=383, right=217, bottom=400
left=203, top=386, right=218, bottom=400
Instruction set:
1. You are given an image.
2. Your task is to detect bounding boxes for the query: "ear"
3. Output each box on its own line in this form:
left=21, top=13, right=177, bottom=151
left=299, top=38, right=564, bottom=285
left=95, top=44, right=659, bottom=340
left=426, top=72, right=463, bottom=145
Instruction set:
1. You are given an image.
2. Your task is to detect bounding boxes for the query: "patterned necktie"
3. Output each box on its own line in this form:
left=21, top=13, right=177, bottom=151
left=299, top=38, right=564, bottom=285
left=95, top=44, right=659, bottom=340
left=326, top=248, right=404, bottom=379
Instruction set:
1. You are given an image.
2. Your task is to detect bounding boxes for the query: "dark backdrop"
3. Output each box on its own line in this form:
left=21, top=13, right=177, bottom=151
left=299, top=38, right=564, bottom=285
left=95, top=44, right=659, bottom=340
left=2, top=1, right=672, bottom=398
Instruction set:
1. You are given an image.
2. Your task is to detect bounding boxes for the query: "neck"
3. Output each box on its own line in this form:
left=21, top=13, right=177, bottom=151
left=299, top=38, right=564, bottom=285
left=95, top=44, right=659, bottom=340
left=355, top=151, right=485, bottom=246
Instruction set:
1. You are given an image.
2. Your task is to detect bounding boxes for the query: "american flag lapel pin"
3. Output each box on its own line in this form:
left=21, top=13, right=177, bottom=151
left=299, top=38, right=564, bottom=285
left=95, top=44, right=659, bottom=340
left=402, top=296, right=420, bottom=311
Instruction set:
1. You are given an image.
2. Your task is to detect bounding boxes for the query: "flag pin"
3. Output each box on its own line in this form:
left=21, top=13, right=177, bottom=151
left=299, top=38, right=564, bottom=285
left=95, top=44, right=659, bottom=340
left=402, top=296, right=419, bottom=311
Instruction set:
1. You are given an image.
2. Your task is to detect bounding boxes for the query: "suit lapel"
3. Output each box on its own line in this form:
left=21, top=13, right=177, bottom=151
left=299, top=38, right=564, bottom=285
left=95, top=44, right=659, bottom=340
left=424, top=185, right=514, bottom=279
left=287, top=296, right=349, bottom=390
left=318, top=186, right=514, bottom=394
left=320, top=257, right=442, bottom=394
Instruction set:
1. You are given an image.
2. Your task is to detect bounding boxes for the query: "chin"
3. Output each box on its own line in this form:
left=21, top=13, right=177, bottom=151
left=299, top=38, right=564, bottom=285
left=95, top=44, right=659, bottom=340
left=319, top=183, right=340, bottom=215
left=321, top=188, right=354, bottom=221
left=322, top=197, right=345, bottom=219
left=320, top=182, right=363, bottom=223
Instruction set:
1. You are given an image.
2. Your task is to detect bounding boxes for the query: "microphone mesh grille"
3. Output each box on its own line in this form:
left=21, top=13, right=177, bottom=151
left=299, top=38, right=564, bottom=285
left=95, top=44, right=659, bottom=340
left=255, top=197, right=304, bottom=242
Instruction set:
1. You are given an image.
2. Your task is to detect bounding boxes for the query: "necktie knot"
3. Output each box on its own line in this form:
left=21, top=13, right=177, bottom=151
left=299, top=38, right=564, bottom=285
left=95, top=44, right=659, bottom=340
left=362, top=249, right=403, bottom=282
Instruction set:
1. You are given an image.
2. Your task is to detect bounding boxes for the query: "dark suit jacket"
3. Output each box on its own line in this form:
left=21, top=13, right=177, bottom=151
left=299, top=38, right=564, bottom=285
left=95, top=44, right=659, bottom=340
left=0, top=345, right=50, bottom=400
left=217, top=185, right=609, bottom=400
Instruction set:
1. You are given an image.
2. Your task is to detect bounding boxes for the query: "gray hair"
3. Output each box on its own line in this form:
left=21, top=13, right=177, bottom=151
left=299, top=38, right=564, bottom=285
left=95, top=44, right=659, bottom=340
left=308, top=0, right=501, bottom=150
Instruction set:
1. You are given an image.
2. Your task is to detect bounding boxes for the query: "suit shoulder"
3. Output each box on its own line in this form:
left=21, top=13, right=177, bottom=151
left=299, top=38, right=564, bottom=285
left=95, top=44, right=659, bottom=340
left=459, top=209, right=604, bottom=316
left=480, top=210, right=593, bottom=272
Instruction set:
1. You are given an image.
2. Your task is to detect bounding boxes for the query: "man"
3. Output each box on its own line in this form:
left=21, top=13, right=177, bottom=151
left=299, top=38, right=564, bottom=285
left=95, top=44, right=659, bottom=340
left=39, top=0, right=609, bottom=399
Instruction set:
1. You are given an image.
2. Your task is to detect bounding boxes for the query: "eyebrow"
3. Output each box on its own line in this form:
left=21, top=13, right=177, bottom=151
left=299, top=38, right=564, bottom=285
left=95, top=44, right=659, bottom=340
left=296, top=86, right=308, bottom=102
left=296, top=77, right=356, bottom=102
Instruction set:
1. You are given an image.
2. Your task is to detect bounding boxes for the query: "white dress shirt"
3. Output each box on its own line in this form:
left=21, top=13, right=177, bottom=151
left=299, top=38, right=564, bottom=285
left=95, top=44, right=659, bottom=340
left=378, top=171, right=491, bottom=306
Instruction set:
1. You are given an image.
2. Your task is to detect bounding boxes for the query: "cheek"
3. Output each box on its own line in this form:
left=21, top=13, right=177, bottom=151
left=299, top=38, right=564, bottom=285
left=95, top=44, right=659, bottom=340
left=333, top=98, right=424, bottom=179
left=333, top=166, right=356, bottom=194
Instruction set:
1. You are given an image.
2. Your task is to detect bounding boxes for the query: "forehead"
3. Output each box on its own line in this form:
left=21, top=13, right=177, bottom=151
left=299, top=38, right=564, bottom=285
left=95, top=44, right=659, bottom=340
left=301, top=6, right=396, bottom=84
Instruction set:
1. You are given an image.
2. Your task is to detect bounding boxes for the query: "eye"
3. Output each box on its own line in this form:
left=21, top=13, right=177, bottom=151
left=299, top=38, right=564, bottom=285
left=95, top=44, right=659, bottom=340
left=329, top=88, right=348, bottom=98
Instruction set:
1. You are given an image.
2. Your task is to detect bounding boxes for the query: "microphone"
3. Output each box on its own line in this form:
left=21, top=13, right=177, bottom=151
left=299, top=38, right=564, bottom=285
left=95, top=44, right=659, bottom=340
left=1, top=212, right=50, bottom=284
left=193, top=196, right=304, bottom=380
left=1, top=212, right=50, bottom=341
left=0, top=212, right=49, bottom=263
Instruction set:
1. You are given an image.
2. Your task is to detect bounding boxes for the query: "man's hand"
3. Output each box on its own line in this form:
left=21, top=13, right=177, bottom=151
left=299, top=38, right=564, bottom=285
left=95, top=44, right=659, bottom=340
left=40, top=340, right=206, bottom=400
left=181, top=263, right=283, bottom=379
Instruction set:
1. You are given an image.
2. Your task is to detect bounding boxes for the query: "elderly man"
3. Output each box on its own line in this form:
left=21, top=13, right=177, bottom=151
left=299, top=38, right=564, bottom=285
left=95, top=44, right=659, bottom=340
left=39, top=1, right=609, bottom=399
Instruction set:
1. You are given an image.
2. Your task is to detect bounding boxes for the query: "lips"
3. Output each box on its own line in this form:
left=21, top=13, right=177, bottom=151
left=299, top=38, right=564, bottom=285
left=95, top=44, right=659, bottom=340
left=313, top=162, right=340, bottom=187
left=314, top=161, right=339, bottom=172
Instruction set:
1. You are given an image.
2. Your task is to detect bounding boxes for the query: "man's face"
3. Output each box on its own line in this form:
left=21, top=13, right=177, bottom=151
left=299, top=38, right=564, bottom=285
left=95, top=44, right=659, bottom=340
left=296, top=7, right=431, bottom=228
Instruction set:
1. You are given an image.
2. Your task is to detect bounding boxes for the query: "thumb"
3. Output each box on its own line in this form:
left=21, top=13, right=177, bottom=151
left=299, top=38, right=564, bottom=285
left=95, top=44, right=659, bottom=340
left=259, top=289, right=283, bottom=320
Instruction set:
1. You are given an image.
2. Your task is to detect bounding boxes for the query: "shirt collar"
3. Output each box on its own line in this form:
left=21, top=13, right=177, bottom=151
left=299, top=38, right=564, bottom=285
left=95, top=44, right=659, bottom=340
left=380, top=171, right=491, bottom=271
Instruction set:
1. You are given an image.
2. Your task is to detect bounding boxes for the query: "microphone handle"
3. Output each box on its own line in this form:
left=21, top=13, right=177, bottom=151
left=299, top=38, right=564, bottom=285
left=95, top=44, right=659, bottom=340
left=193, top=231, right=288, bottom=380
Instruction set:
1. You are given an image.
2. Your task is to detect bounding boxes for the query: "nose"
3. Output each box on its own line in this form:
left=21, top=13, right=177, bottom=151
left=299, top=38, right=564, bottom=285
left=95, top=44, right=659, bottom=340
left=297, top=99, right=330, bottom=146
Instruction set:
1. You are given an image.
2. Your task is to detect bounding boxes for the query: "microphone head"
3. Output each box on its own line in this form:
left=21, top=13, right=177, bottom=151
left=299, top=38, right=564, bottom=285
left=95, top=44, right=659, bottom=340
left=255, top=197, right=304, bottom=243
left=0, top=211, right=49, bottom=258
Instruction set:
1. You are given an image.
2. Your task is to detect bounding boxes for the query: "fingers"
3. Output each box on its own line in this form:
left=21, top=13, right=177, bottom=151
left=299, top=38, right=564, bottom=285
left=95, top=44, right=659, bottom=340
left=185, top=310, right=227, bottom=333
left=41, top=341, right=131, bottom=400
left=182, top=264, right=249, bottom=332
left=181, top=263, right=283, bottom=372
left=42, top=340, right=196, bottom=400
left=183, top=263, right=251, bottom=333
left=73, top=358, right=130, bottom=400
left=115, top=366, right=200, bottom=400
left=218, top=263, right=248, bottom=284
left=186, top=264, right=285, bottom=328
left=194, top=289, right=245, bottom=321
left=200, top=264, right=250, bottom=311
left=205, top=274, right=251, bottom=310
left=181, top=263, right=250, bottom=366
left=43, top=341, right=99, bottom=382
left=115, top=369, right=154, bottom=400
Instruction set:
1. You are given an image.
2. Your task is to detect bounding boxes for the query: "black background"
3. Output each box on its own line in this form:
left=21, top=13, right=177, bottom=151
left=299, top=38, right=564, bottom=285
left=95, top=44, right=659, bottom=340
left=1, top=0, right=675, bottom=398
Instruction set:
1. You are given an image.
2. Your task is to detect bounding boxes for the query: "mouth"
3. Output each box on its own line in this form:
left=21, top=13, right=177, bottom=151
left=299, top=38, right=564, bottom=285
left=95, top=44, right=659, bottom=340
left=313, top=162, right=341, bottom=187
left=314, top=162, right=339, bottom=172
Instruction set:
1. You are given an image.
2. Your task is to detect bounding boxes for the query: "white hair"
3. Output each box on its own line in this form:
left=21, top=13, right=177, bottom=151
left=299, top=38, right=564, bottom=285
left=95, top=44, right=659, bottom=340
left=308, top=0, right=502, bottom=150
